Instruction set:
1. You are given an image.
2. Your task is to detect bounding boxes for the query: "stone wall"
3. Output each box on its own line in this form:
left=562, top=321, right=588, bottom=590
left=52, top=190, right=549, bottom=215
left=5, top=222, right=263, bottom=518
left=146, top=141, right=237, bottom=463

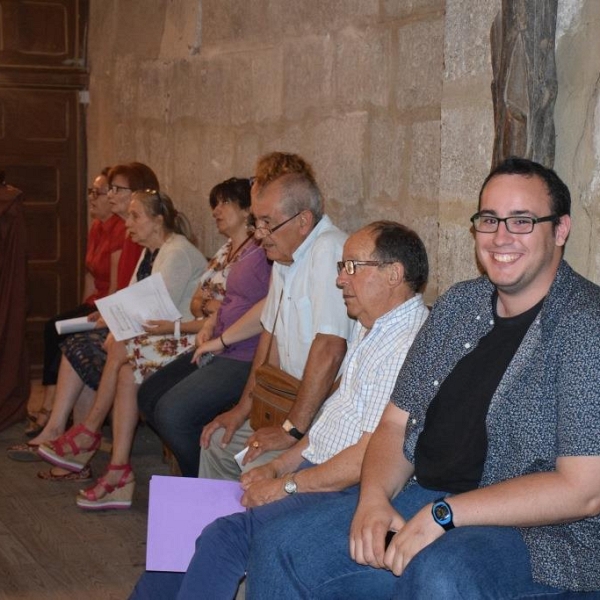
left=86, top=0, right=600, bottom=301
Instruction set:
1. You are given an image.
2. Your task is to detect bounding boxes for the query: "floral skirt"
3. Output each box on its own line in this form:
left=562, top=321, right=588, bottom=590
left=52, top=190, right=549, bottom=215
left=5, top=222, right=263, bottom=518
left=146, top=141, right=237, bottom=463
left=126, top=333, right=195, bottom=384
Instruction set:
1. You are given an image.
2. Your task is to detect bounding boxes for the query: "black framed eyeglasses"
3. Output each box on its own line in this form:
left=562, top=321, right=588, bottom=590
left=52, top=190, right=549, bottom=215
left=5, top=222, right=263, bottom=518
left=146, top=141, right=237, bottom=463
left=470, top=213, right=558, bottom=234
left=87, top=187, right=107, bottom=199
left=337, top=260, right=395, bottom=275
left=252, top=211, right=302, bottom=236
left=108, top=184, right=132, bottom=194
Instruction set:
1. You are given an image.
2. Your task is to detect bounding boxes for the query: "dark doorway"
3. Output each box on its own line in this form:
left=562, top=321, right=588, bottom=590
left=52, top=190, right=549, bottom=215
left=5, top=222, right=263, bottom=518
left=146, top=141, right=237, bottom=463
left=0, top=0, right=90, bottom=375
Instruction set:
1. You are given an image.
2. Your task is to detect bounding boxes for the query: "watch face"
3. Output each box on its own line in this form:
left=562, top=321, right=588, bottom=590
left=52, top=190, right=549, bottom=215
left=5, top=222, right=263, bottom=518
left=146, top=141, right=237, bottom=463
left=433, top=502, right=452, bottom=525
left=433, top=504, right=449, bottom=521
left=284, top=480, right=297, bottom=494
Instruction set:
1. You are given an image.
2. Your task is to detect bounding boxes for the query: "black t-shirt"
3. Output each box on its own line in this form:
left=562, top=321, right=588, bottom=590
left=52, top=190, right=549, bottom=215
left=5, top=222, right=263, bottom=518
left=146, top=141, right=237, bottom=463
left=414, top=293, right=544, bottom=493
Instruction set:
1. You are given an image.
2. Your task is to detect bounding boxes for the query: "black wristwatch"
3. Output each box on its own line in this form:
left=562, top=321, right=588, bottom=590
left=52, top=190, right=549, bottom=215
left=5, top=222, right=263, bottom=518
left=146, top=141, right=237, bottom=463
left=282, top=419, right=304, bottom=441
left=431, top=497, right=455, bottom=531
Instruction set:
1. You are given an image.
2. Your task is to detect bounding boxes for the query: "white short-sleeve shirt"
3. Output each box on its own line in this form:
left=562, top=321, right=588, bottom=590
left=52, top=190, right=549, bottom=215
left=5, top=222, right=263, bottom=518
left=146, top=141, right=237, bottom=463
left=261, top=215, right=353, bottom=379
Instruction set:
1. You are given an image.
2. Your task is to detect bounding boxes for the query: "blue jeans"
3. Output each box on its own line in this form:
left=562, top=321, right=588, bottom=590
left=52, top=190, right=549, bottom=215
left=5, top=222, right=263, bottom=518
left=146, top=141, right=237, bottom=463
left=129, top=462, right=325, bottom=600
left=137, top=352, right=251, bottom=477
left=245, top=484, right=600, bottom=599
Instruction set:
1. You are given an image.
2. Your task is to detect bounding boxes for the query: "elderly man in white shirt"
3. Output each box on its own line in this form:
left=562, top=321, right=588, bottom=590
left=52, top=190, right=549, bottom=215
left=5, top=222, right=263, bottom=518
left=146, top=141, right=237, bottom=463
left=198, top=172, right=354, bottom=480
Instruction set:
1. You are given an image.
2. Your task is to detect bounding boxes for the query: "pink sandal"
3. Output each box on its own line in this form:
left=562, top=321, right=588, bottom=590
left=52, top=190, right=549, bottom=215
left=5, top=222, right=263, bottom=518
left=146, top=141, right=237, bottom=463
left=76, top=464, right=135, bottom=511
left=37, top=424, right=101, bottom=473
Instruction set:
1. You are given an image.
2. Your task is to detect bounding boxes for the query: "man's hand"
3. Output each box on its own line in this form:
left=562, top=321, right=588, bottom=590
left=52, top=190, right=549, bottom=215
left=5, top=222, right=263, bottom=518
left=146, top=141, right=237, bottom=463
left=349, top=498, right=406, bottom=570
left=383, top=505, right=445, bottom=576
left=241, top=477, right=286, bottom=508
left=240, top=462, right=278, bottom=489
left=243, top=426, right=297, bottom=464
left=200, top=405, right=247, bottom=449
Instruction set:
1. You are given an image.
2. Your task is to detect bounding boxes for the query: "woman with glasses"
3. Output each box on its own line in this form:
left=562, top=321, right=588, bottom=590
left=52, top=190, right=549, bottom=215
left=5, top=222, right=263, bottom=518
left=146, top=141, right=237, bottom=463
left=8, top=163, right=157, bottom=463
left=21, top=167, right=126, bottom=438
left=35, top=189, right=208, bottom=496
left=39, top=178, right=270, bottom=509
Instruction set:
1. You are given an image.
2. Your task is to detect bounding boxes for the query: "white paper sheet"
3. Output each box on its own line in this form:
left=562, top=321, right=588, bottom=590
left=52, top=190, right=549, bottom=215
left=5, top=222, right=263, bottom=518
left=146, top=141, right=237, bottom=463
left=54, top=316, right=96, bottom=335
left=95, top=273, right=181, bottom=341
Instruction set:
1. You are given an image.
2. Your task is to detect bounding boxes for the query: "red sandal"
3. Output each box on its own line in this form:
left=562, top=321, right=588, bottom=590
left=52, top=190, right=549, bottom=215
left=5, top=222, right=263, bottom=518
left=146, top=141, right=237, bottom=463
left=37, top=423, right=101, bottom=473
left=76, top=464, right=135, bottom=510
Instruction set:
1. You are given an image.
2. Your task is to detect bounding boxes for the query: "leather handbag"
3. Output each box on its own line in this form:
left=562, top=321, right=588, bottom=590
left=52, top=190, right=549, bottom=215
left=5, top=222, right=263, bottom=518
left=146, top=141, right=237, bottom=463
left=249, top=363, right=301, bottom=430
left=249, top=289, right=300, bottom=430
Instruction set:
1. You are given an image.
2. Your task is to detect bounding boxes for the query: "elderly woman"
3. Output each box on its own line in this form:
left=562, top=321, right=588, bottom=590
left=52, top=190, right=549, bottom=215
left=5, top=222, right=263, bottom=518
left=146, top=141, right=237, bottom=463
left=24, top=167, right=126, bottom=437
left=37, top=189, right=207, bottom=498
left=41, top=179, right=270, bottom=510
left=7, top=163, right=156, bottom=463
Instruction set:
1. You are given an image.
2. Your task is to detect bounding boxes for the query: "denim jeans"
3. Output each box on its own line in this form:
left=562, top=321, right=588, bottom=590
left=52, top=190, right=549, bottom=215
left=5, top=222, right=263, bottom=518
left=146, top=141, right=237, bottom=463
left=137, top=352, right=251, bottom=477
left=245, top=484, right=600, bottom=599
left=129, top=462, right=325, bottom=600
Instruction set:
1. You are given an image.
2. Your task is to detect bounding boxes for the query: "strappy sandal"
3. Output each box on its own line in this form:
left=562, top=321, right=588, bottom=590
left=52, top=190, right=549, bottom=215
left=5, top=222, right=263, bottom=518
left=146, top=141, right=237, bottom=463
left=76, top=464, right=135, bottom=510
left=37, top=465, right=93, bottom=482
left=7, top=442, right=42, bottom=462
left=37, top=424, right=101, bottom=473
left=25, top=407, right=51, bottom=438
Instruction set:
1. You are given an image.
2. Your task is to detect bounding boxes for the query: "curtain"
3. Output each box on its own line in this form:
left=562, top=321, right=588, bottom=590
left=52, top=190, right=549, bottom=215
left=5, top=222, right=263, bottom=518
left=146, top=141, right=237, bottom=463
left=0, top=183, right=29, bottom=431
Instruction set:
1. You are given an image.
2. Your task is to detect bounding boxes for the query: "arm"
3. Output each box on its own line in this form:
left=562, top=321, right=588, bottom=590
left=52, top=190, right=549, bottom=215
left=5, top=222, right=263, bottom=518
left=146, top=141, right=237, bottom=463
left=107, top=249, right=122, bottom=295
left=192, top=299, right=266, bottom=362
left=241, top=432, right=372, bottom=507
left=349, top=403, right=414, bottom=569
left=199, top=329, right=273, bottom=449
left=244, top=333, right=347, bottom=463
left=82, top=272, right=96, bottom=304
left=382, top=455, right=600, bottom=577
left=141, top=317, right=208, bottom=336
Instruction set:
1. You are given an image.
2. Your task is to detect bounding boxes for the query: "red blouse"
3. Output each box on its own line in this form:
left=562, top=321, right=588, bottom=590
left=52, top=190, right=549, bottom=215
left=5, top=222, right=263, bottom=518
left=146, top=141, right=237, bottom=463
left=117, top=235, right=144, bottom=290
left=84, top=214, right=127, bottom=305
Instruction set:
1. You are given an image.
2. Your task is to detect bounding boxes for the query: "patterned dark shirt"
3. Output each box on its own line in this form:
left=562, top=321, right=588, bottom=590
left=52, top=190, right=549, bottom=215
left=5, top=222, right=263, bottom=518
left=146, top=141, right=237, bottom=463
left=392, top=260, right=600, bottom=592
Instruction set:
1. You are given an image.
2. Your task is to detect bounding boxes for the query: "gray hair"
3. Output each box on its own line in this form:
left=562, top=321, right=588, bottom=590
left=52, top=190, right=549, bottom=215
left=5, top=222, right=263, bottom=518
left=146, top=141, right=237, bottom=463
left=264, top=172, right=324, bottom=224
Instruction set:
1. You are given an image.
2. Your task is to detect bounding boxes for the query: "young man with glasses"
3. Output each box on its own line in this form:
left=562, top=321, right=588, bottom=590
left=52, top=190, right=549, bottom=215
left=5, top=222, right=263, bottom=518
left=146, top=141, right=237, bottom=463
left=244, top=157, right=600, bottom=598
left=130, top=221, right=430, bottom=598
left=198, top=171, right=354, bottom=480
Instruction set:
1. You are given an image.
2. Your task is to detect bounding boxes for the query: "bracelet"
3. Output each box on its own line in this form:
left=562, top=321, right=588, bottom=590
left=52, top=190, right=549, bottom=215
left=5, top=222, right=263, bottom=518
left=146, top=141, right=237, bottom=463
left=220, top=334, right=230, bottom=350
left=174, top=319, right=181, bottom=340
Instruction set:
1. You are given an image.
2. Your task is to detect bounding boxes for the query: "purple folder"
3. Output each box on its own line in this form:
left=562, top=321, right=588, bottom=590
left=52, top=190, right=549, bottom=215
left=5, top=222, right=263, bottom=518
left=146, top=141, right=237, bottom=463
left=146, top=475, right=245, bottom=572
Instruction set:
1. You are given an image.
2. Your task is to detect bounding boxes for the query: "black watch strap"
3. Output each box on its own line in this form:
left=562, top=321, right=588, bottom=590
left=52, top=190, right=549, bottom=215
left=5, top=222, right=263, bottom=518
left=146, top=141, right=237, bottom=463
left=282, top=419, right=305, bottom=440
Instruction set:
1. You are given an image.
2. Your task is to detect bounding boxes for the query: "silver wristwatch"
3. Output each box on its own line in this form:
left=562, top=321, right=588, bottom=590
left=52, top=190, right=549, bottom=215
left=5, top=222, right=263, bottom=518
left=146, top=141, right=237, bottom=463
left=283, top=476, right=298, bottom=495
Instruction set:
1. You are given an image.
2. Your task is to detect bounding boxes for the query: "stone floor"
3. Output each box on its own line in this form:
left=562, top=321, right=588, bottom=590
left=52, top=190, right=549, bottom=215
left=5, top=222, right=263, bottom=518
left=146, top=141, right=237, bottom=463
left=0, top=382, right=170, bottom=600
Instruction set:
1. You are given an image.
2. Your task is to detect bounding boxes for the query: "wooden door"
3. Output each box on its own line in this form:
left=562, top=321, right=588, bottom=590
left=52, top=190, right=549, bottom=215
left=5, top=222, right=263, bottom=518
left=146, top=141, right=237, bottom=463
left=0, top=0, right=89, bottom=374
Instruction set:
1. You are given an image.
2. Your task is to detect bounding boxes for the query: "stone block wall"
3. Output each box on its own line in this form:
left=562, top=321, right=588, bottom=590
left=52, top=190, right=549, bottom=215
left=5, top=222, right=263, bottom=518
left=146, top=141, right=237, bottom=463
left=86, top=0, right=600, bottom=301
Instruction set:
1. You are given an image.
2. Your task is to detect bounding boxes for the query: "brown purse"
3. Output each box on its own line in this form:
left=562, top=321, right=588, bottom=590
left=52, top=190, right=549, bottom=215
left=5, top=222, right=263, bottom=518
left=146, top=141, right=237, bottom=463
left=249, top=362, right=301, bottom=430
left=249, top=290, right=301, bottom=430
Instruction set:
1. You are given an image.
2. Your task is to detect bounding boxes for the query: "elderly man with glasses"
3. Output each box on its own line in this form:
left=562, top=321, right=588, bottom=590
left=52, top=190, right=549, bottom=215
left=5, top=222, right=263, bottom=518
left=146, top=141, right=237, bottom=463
left=239, top=157, right=600, bottom=599
left=130, top=221, right=430, bottom=598
left=198, top=171, right=354, bottom=480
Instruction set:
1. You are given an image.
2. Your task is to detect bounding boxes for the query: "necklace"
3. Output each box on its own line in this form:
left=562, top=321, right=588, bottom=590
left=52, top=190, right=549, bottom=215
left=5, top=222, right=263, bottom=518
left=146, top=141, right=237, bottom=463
left=226, top=234, right=253, bottom=265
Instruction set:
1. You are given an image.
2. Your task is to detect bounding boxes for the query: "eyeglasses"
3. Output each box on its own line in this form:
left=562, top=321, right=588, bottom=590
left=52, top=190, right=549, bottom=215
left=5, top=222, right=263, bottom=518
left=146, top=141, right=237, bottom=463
left=470, top=213, right=558, bottom=234
left=251, top=211, right=301, bottom=236
left=108, top=184, right=132, bottom=194
left=87, top=188, right=107, bottom=199
left=337, top=260, right=395, bottom=275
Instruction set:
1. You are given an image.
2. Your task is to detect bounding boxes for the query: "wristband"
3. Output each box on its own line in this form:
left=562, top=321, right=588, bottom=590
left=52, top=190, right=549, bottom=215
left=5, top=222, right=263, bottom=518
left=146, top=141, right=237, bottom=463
left=174, top=319, right=181, bottom=340
left=220, top=334, right=231, bottom=350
